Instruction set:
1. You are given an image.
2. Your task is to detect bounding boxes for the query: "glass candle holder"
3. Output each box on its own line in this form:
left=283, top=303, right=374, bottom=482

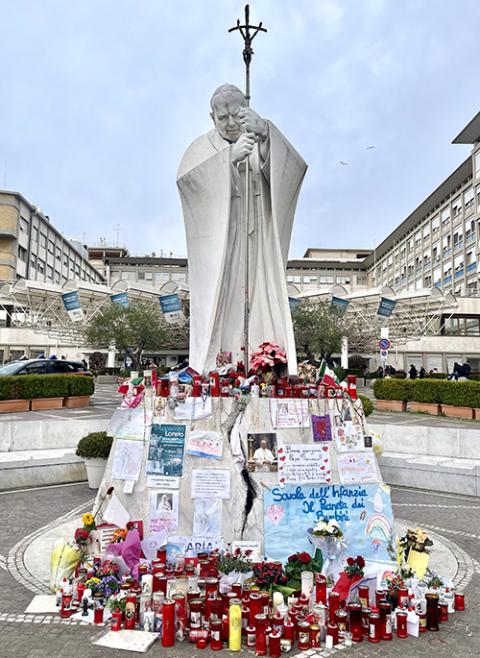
left=347, top=603, right=363, bottom=642
left=426, top=593, right=439, bottom=631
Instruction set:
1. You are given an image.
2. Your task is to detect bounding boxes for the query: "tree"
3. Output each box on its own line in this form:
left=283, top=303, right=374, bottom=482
left=292, top=299, right=353, bottom=363
left=84, top=301, right=169, bottom=369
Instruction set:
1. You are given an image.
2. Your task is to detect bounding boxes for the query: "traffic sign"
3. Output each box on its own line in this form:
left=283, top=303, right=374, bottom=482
left=380, top=349, right=388, bottom=359
left=378, top=338, right=391, bottom=350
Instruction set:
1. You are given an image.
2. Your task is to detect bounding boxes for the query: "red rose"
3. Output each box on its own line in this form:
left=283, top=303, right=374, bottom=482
left=346, top=557, right=355, bottom=567
left=288, top=554, right=298, bottom=563
left=298, top=552, right=311, bottom=564
left=74, top=528, right=89, bottom=542
left=356, top=556, right=365, bottom=569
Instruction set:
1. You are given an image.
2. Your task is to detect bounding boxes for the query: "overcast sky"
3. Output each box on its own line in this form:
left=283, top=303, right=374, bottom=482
left=0, top=0, right=478, bottom=259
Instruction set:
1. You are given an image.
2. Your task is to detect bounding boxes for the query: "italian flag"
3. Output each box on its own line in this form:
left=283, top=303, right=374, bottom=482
left=318, top=359, right=340, bottom=388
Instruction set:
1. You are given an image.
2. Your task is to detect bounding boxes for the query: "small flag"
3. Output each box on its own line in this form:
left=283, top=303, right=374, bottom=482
left=318, top=359, right=340, bottom=389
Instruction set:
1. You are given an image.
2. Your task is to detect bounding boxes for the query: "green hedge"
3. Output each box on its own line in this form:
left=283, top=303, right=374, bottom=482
left=76, top=432, right=112, bottom=459
left=375, top=377, right=480, bottom=408
left=373, top=378, right=414, bottom=402
left=0, top=375, right=94, bottom=401
left=359, top=394, right=374, bottom=416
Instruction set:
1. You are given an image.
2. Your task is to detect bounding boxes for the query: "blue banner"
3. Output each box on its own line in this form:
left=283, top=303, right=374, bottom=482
left=377, top=297, right=396, bottom=317
left=331, top=296, right=349, bottom=314
left=61, top=291, right=83, bottom=322
left=264, top=483, right=395, bottom=565
left=146, top=424, right=186, bottom=478
left=289, top=297, right=301, bottom=311
left=159, top=294, right=182, bottom=314
left=111, top=292, right=129, bottom=308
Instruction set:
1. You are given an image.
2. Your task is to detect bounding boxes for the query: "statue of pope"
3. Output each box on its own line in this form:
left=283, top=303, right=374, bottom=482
left=177, top=84, right=307, bottom=376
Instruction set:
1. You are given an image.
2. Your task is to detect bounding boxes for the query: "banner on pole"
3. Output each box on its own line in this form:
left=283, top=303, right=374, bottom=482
left=331, top=296, right=349, bottom=314
left=159, top=294, right=184, bottom=324
left=377, top=297, right=396, bottom=317
left=61, top=291, right=83, bottom=322
left=111, top=292, right=129, bottom=308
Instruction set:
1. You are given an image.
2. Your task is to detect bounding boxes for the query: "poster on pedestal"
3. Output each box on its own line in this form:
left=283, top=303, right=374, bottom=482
left=264, top=483, right=395, bottom=568
left=146, top=424, right=185, bottom=488
left=270, top=399, right=310, bottom=428
left=277, top=443, right=332, bottom=485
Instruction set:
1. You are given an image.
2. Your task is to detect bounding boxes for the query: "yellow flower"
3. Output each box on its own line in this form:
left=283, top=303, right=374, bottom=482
left=82, top=513, right=95, bottom=527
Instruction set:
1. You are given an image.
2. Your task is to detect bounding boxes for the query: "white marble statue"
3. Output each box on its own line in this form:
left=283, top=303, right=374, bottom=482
left=177, top=84, right=307, bottom=375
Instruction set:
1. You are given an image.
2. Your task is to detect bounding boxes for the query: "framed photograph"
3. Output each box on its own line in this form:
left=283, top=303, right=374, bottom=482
left=246, top=432, right=278, bottom=473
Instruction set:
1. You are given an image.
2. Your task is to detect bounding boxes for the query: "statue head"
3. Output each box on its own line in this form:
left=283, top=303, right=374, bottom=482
left=210, top=84, right=247, bottom=143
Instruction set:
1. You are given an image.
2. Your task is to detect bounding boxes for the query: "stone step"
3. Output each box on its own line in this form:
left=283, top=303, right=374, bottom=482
left=0, top=448, right=87, bottom=490
left=379, top=451, right=480, bottom=497
left=0, top=417, right=109, bottom=452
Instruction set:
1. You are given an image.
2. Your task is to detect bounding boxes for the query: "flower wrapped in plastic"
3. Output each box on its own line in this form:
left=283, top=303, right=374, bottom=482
left=307, top=519, right=345, bottom=579
left=49, top=540, right=83, bottom=592
left=250, top=342, right=287, bottom=374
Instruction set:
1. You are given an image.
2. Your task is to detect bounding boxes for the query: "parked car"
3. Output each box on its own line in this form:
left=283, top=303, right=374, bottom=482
left=0, top=359, right=93, bottom=376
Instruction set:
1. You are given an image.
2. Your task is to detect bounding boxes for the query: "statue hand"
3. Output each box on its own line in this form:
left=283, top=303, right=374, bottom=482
left=238, top=108, right=268, bottom=139
left=231, top=132, right=256, bottom=164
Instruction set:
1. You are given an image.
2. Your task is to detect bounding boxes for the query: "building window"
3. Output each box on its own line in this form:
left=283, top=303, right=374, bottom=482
left=46, top=265, right=54, bottom=280
left=37, top=259, right=45, bottom=274
left=39, top=233, right=47, bottom=248
left=32, top=226, right=38, bottom=242
left=30, top=254, right=37, bottom=269
left=18, top=246, right=28, bottom=262
left=20, top=217, right=29, bottom=233
left=48, top=240, right=55, bottom=255
left=55, top=247, right=62, bottom=259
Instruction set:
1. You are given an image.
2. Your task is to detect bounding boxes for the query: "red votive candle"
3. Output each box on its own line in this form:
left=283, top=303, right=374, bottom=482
left=210, top=619, right=223, bottom=651
left=283, top=619, right=294, bottom=641
left=162, top=599, right=176, bottom=647
left=368, top=612, right=380, bottom=643
left=326, top=622, right=339, bottom=646
left=268, top=631, right=281, bottom=658
left=396, top=610, right=408, bottom=638
left=375, top=589, right=385, bottom=608
left=358, top=585, right=369, bottom=609
left=310, top=624, right=321, bottom=647
left=315, top=574, right=327, bottom=605
left=379, top=601, right=392, bottom=640
left=249, top=592, right=263, bottom=627
left=348, top=602, right=363, bottom=642
left=439, top=602, right=449, bottom=623
left=298, top=620, right=311, bottom=649
left=328, top=591, right=340, bottom=623
left=426, top=593, right=439, bottom=631
left=397, top=587, right=409, bottom=608
left=454, top=593, right=465, bottom=611
left=418, top=610, right=427, bottom=633
left=111, top=608, right=122, bottom=631
left=361, top=607, right=372, bottom=637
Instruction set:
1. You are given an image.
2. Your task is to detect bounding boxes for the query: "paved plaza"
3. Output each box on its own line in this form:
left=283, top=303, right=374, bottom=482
left=0, top=481, right=478, bottom=657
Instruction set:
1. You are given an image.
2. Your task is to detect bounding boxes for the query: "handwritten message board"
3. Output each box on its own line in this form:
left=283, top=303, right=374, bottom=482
left=337, top=452, right=379, bottom=484
left=277, top=444, right=331, bottom=485
left=264, top=483, right=395, bottom=566
left=191, top=469, right=231, bottom=499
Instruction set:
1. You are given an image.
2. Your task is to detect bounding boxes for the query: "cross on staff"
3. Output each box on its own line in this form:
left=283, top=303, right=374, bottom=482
left=228, top=4, right=267, bottom=104
left=228, top=5, right=267, bottom=373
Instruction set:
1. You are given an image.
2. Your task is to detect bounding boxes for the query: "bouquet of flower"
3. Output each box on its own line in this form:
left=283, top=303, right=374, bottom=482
left=85, top=576, right=102, bottom=594
left=250, top=342, right=287, bottom=374
left=399, top=527, right=433, bottom=559
left=214, top=547, right=253, bottom=575
left=74, top=528, right=90, bottom=546
left=385, top=574, right=406, bottom=606
left=99, top=575, right=121, bottom=599
left=98, top=559, right=120, bottom=578
left=253, top=561, right=287, bottom=593
left=283, top=551, right=322, bottom=592
left=312, top=518, right=343, bottom=539
left=344, top=556, right=365, bottom=578
left=106, top=590, right=128, bottom=614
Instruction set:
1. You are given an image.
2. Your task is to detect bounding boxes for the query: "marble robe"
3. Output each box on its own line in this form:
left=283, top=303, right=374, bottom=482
left=177, top=122, right=307, bottom=375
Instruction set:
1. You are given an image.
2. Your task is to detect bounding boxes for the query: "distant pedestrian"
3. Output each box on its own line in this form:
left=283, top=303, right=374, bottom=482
left=419, top=367, right=426, bottom=379
left=409, top=364, right=418, bottom=380
left=363, top=367, right=369, bottom=386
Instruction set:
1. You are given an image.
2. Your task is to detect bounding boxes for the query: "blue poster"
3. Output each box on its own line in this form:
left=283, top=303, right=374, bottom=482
left=61, top=290, right=83, bottom=322
left=264, top=483, right=395, bottom=564
left=159, top=294, right=182, bottom=313
left=377, top=297, right=396, bottom=317
left=111, top=292, right=129, bottom=308
left=147, top=424, right=186, bottom=477
left=331, top=296, right=349, bottom=314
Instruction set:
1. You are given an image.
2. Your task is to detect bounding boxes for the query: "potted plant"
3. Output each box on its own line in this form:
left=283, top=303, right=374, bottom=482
left=64, top=375, right=95, bottom=408
left=76, top=431, right=113, bottom=489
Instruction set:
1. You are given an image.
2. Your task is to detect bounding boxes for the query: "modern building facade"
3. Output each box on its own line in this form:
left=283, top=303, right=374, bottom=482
left=0, top=191, right=104, bottom=286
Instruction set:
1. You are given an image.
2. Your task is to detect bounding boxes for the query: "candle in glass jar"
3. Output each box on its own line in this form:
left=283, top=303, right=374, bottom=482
left=309, top=624, right=321, bottom=648
left=328, top=591, right=340, bottom=623
left=268, top=631, right=281, bottom=658
left=375, top=589, right=385, bottom=608
left=426, top=593, right=439, bottom=631
left=347, top=603, right=363, bottom=643
left=228, top=598, right=242, bottom=652
left=315, top=573, right=327, bottom=604
left=368, top=613, right=380, bottom=643
left=439, top=602, right=448, bottom=623
left=297, top=621, right=311, bottom=649
left=418, top=610, right=427, bottom=632
left=379, top=601, right=392, bottom=640
left=326, top=622, right=339, bottom=646
left=301, top=571, right=314, bottom=600
left=162, top=599, right=176, bottom=646
left=358, top=585, right=369, bottom=609
left=454, top=593, right=465, bottom=611
left=210, top=619, right=223, bottom=651
left=396, top=610, right=408, bottom=639
left=249, top=592, right=263, bottom=627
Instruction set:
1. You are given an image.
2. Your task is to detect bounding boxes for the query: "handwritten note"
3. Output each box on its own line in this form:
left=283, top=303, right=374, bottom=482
left=186, top=430, right=223, bottom=460
left=337, top=452, right=379, bottom=484
left=191, top=469, right=231, bottom=499
left=277, top=443, right=331, bottom=485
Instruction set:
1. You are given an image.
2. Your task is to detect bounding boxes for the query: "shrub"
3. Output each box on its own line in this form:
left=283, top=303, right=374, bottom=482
left=359, top=394, right=374, bottom=416
left=429, top=372, right=448, bottom=379
left=411, top=379, right=443, bottom=404
left=438, top=380, right=480, bottom=409
left=0, top=374, right=94, bottom=400
left=391, top=371, right=407, bottom=379
left=76, top=432, right=113, bottom=459
left=373, top=379, right=414, bottom=402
